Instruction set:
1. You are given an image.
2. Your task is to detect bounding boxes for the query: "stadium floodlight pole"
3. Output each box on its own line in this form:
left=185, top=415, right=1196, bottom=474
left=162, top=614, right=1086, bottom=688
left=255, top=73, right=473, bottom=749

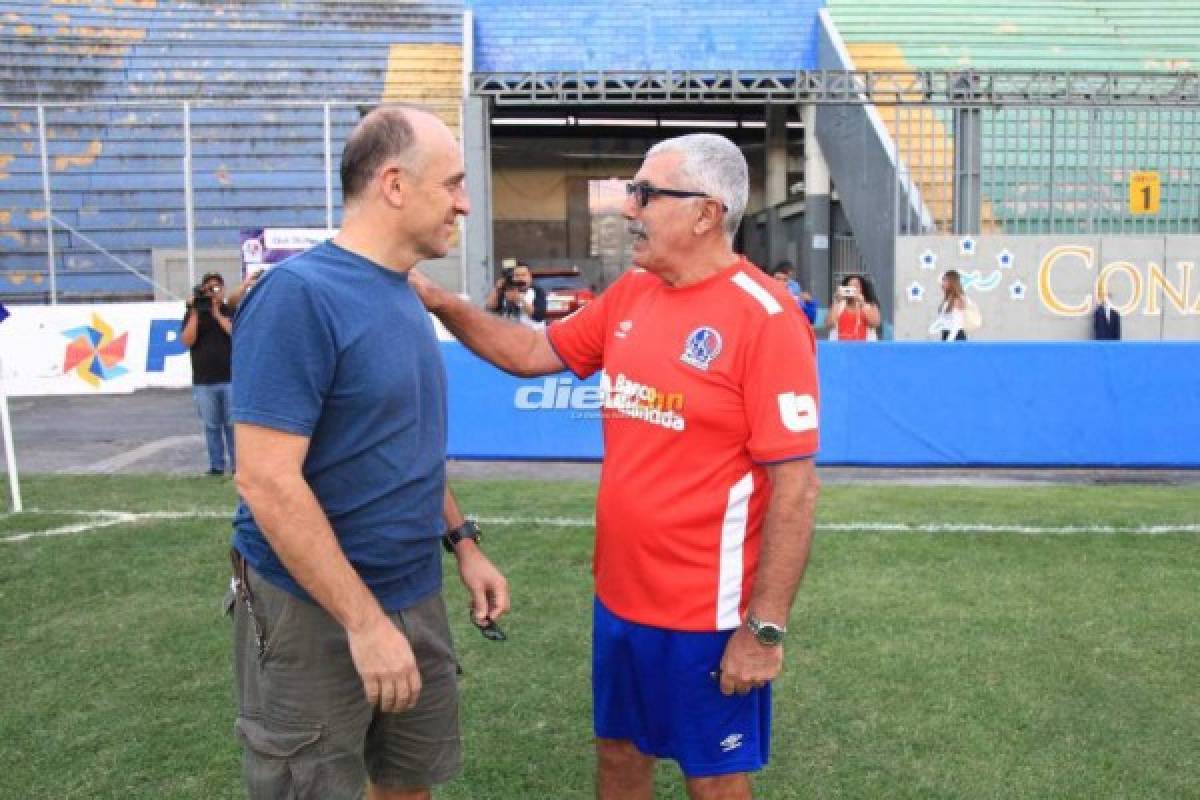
left=324, top=102, right=334, bottom=230
left=0, top=359, right=22, bottom=513
left=36, top=105, right=57, bottom=306
left=183, top=101, right=196, bottom=289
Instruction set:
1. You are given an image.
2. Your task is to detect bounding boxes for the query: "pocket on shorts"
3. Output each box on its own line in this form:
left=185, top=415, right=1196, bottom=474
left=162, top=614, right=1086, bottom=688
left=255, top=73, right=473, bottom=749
left=246, top=569, right=299, bottom=663
left=236, top=716, right=327, bottom=799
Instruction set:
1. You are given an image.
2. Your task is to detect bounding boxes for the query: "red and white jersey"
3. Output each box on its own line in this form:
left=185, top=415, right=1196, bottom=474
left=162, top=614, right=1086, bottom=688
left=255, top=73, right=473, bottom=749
left=547, top=256, right=820, bottom=631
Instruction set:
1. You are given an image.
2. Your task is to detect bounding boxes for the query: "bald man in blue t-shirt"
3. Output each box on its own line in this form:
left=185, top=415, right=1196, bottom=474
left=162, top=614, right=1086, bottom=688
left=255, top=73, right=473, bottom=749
left=229, top=106, right=509, bottom=800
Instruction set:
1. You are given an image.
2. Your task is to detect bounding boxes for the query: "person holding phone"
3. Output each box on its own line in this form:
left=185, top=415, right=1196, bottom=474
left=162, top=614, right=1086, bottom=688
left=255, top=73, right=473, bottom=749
left=830, top=274, right=881, bottom=341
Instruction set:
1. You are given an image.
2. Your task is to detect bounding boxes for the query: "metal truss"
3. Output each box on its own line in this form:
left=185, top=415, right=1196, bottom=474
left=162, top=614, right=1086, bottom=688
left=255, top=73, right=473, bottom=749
left=472, top=70, right=1200, bottom=107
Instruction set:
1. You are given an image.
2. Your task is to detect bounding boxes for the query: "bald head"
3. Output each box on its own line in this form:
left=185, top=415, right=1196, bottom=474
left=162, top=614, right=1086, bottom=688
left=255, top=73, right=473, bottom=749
left=340, top=105, right=445, bottom=203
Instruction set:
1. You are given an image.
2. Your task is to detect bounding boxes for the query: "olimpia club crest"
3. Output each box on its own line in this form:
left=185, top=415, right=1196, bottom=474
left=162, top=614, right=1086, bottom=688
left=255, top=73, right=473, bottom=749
left=681, top=326, right=722, bottom=371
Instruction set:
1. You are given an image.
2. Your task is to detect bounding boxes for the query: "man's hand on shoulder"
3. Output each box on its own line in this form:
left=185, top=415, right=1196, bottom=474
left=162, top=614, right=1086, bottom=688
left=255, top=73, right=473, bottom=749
left=408, top=268, right=446, bottom=312
left=345, top=613, right=423, bottom=713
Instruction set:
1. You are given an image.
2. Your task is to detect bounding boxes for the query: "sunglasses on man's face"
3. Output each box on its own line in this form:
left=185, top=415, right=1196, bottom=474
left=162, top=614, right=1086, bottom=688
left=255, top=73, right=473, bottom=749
left=626, top=181, right=728, bottom=212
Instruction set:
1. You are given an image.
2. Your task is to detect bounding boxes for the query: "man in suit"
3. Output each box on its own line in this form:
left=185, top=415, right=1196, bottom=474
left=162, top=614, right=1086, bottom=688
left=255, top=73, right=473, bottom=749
left=1093, top=286, right=1121, bottom=340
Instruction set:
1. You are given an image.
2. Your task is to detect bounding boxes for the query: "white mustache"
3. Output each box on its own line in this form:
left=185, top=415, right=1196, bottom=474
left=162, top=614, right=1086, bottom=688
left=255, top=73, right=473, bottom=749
left=628, top=222, right=648, bottom=238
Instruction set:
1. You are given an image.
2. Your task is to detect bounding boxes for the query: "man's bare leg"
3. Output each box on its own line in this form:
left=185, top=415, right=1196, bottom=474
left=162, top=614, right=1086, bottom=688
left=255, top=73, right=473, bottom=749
left=369, top=783, right=430, bottom=800
left=596, top=738, right=654, bottom=800
left=686, top=772, right=752, bottom=800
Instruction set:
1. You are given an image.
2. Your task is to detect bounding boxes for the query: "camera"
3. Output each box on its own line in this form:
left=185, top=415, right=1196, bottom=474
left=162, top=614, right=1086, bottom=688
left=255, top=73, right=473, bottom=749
left=192, top=284, right=213, bottom=313
left=837, top=286, right=857, bottom=299
left=501, top=267, right=528, bottom=292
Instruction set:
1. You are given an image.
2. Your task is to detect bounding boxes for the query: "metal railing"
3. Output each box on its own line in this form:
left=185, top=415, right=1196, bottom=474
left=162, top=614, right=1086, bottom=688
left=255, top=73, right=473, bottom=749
left=892, top=105, right=1200, bottom=236
left=0, top=101, right=362, bottom=304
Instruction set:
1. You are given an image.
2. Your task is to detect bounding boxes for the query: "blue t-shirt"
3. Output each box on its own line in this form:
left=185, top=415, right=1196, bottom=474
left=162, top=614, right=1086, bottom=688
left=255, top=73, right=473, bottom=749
left=785, top=279, right=819, bottom=325
left=231, top=241, right=447, bottom=612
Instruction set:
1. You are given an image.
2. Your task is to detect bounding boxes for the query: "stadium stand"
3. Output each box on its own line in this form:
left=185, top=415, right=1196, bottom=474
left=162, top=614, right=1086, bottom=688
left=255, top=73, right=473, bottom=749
left=829, top=1, right=1198, bottom=71
left=825, top=1, right=1200, bottom=233
left=468, top=0, right=823, bottom=72
left=0, top=0, right=462, bottom=298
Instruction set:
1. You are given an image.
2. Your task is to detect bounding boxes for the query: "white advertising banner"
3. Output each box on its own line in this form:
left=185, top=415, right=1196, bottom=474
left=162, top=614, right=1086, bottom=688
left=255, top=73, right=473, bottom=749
left=0, top=303, right=192, bottom=396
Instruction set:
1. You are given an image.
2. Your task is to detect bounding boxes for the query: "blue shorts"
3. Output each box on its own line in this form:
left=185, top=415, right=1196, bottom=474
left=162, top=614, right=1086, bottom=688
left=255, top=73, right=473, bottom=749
left=592, top=597, right=771, bottom=778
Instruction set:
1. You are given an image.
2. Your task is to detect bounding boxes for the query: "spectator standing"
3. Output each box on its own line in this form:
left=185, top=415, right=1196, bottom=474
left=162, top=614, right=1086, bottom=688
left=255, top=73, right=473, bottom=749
left=1093, top=286, right=1121, bottom=340
left=933, top=269, right=969, bottom=341
left=768, top=261, right=818, bottom=324
left=830, top=274, right=881, bottom=341
left=180, top=271, right=234, bottom=475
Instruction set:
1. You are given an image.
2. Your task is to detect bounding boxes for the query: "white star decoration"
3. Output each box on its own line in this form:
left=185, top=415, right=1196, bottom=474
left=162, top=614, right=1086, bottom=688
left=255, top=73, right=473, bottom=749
left=1009, top=280, right=1026, bottom=300
left=997, top=249, right=1014, bottom=269
left=919, top=249, right=937, bottom=270
left=908, top=281, right=925, bottom=302
left=959, top=236, right=976, bottom=256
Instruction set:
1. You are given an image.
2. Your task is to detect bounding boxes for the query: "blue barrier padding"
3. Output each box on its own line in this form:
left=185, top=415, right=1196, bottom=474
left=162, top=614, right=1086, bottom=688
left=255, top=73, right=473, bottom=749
left=444, top=344, right=603, bottom=460
left=444, top=341, right=1200, bottom=467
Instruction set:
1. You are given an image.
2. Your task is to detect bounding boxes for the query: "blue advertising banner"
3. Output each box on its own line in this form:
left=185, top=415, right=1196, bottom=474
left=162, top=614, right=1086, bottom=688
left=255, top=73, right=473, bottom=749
left=443, top=341, right=1200, bottom=468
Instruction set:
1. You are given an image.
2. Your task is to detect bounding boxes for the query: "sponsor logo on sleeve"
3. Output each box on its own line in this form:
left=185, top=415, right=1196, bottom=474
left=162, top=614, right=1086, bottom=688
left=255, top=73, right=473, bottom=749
left=777, top=392, right=818, bottom=433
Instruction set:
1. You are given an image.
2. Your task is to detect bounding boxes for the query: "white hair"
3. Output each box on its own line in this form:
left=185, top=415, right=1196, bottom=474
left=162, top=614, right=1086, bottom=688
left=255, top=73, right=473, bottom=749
left=646, top=133, right=748, bottom=239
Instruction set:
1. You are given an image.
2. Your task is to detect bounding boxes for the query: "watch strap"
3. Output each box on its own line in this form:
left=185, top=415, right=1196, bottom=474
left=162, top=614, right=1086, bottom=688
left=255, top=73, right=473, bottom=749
left=443, top=518, right=482, bottom=553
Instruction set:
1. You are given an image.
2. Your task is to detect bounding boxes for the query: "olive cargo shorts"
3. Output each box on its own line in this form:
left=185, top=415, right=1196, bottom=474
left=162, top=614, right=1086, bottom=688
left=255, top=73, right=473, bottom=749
left=229, top=559, right=462, bottom=799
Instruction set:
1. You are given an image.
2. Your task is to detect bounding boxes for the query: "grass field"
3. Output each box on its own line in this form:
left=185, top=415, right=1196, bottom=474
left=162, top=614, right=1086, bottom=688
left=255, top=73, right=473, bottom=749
left=1, top=475, right=1198, bottom=799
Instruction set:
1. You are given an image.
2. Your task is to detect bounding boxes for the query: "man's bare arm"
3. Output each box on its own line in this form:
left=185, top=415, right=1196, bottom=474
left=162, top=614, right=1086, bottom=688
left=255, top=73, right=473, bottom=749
left=443, top=485, right=510, bottom=625
left=234, top=422, right=421, bottom=712
left=747, top=458, right=821, bottom=623
left=718, top=458, right=821, bottom=695
left=410, top=271, right=564, bottom=377
left=180, top=307, right=199, bottom=347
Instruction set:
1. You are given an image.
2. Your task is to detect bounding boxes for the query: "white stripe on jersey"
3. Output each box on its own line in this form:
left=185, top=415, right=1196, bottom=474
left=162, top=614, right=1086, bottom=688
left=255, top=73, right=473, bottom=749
left=731, top=271, right=783, bottom=315
left=716, top=471, right=755, bottom=629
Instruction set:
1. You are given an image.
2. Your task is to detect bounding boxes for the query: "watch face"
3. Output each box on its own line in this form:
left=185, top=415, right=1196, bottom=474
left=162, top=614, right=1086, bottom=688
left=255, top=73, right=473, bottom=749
left=757, top=625, right=784, bottom=645
left=750, top=617, right=785, bottom=646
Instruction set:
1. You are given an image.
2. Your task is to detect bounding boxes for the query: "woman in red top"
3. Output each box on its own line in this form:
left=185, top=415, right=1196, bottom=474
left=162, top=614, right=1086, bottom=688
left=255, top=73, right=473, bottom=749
left=830, top=274, right=881, bottom=340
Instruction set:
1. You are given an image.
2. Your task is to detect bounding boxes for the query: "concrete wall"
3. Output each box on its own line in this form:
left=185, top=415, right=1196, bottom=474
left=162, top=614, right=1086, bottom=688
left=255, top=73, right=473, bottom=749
left=894, top=235, right=1200, bottom=341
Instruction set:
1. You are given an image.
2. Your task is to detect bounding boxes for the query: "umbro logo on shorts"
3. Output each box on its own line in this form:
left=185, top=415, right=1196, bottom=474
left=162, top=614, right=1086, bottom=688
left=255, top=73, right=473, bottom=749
left=719, top=733, right=745, bottom=753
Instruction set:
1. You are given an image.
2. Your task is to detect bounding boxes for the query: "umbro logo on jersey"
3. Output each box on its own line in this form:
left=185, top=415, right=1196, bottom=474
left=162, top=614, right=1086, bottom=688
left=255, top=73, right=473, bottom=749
left=719, top=733, right=744, bottom=753
left=615, top=320, right=634, bottom=339
left=778, top=392, right=818, bottom=433
left=681, top=326, right=723, bottom=370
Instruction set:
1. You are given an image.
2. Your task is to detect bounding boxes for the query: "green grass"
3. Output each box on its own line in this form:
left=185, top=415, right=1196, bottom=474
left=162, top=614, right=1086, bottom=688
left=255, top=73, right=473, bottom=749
left=1, top=476, right=1198, bottom=799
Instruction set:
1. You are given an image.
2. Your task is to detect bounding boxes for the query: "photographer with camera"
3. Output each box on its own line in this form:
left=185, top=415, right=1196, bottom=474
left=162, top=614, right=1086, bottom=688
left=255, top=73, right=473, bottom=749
left=829, top=273, right=881, bottom=341
left=181, top=271, right=235, bottom=475
left=484, top=262, right=547, bottom=329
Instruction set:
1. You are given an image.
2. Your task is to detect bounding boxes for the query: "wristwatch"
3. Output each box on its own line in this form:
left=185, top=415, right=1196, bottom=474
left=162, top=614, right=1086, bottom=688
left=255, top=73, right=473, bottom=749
left=746, top=614, right=786, bottom=646
left=443, top=518, right=482, bottom=553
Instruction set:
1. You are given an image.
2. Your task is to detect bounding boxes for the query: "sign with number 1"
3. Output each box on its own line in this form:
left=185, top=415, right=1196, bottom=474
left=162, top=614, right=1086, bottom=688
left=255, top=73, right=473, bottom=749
left=1129, top=171, right=1161, bottom=215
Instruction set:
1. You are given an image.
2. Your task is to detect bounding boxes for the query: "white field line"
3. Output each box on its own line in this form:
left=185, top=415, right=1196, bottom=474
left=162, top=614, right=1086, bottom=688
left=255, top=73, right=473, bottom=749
left=2, top=510, right=1199, bottom=543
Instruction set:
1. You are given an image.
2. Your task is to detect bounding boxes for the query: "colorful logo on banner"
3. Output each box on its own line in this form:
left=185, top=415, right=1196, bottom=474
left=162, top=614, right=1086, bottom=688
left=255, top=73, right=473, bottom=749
left=62, top=314, right=129, bottom=387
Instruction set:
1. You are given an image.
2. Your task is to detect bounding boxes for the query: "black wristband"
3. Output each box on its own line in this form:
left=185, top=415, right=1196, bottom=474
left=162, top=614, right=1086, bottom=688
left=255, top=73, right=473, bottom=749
left=443, top=518, right=482, bottom=553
